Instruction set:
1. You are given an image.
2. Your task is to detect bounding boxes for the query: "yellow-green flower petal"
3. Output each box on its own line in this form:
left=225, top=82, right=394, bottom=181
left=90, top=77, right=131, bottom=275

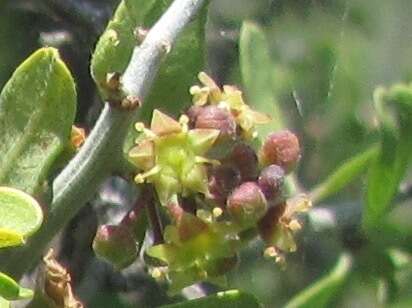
left=129, top=140, right=155, bottom=170
left=151, top=109, right=182, bottom=136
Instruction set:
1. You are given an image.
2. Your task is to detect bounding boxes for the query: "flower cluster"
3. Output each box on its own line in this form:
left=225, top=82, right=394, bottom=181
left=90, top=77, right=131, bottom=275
left=93, top=72, right=311, bottom=292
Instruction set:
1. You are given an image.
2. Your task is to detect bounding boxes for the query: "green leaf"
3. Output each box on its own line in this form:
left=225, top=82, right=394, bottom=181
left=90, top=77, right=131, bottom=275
left=161, top=289, right=261, bottom=308
left=91, top=0, right=207, bottom=118
left=285, top=253, right=352, bottom=308
left=0, top=272, right=33, bottom=301
left=239, top=21, right=284, bottom=137
left=310, top=146, right=378, bottom=204
left=0, top=228, right=24, bottom=249
left=364, top=84, right=412, bottom=231
left=0, top=47, right=77, bottom=194
left=0, top=186, right=43, bottom=248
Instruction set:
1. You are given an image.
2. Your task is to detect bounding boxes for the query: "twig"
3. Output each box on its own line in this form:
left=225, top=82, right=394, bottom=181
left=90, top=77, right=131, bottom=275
left=2, top=0, right=206, bottom=279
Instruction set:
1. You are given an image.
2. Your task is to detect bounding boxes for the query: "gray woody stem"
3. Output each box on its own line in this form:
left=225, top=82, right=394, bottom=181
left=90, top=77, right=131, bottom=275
left=2, top=0, right=206, bottom=279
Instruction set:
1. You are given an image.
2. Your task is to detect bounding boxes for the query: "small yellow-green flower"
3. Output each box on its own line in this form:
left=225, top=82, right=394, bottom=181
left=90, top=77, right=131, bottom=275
left=259, top=195, right=311, bottom=262
left=190, top=72, right=270, bottom=138
left=147, top=209, right=240, bottom=292
left=128, top=109, right=219, bottom=204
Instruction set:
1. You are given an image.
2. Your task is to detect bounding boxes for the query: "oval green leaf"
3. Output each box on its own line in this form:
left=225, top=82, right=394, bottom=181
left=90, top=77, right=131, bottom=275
left=91, top=0, right=155, bottom=100
left=161, top=289, right=261, bottom=308
left=0, top=47, right=77, bottom=194
left=0, top=228, right=24, bottom=249
left=0, top=186, right=43, bottom=247
left=0, top=272, right=33, bottom=301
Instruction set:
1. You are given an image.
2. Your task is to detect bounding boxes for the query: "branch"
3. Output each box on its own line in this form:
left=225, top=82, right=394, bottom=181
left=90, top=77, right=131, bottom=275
left=2, top=0, right=206, bottom=279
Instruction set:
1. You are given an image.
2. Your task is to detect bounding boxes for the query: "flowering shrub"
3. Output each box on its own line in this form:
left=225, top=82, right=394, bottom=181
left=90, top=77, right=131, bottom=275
left=1, top=1, right=412, bottom=307
left=92, top=72, right=311, bottom=292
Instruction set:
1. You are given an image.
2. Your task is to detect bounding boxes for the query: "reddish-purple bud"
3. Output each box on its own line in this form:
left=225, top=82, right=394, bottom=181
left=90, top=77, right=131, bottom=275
left=93, top=225, right=138, bottom=269
left=258, top=165, right=285, bottom=200
left=230, top=143, right=259, bottom=181
left=186, top=105, right=204, bottom=127
left=260, top=130, right=300, bottom=173
left=227, top=182, right=268, bottom=227
left=208, top=165, right=241, bottom=206
left=194, top=106, right=236, bottom=141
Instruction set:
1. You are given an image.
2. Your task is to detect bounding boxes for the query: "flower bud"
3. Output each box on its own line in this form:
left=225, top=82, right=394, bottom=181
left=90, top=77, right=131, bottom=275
left=230, top=143, right=258, bottom=181
left=260, top=130, right=300, bottom=173
left=227, top=182, right=267, bottom=227
left=258, top=164, right=285, bottom=200
left=70, top=125, right=86, bottom=150
left=186, top=105, right=203, bottom=127
left=93, top=225, right=138, bottom=269
left=208, top=164, right=241, bottom=206
left=194, top=105, right=236, bottom=141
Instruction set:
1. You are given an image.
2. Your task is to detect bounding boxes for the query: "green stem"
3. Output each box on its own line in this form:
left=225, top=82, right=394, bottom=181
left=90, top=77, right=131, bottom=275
left=2, top=0, right=206, bottom=279
left=310, top=145, right=379, bottom=205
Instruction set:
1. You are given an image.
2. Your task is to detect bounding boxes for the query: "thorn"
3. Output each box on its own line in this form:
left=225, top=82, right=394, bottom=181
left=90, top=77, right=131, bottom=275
left=161, top=40, right=172, bottom=54
left=105, top=72, right=121, bottom=91
left=212, top=207, right=223, bottom=218
left=107, top=29, right=119, bottom=46
left=121, top=95, right=141, bottom=110
left=134, top=122, right=145, bottom=132
left=134, top=26, right=149, bottom=44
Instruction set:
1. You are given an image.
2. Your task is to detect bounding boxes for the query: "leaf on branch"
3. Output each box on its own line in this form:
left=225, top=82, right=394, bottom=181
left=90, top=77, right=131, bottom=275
left=364, top=84, right=412, bottom=231
left=0, top=186, right=43, bottom=248
left=0, top=47, right=76, bottom=194
left=0, top=271, right=33, bottom=301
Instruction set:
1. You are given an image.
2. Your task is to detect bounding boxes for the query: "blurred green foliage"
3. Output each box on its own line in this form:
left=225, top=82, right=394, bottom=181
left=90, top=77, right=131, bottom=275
left=214, top=0, right=412, bottom=307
